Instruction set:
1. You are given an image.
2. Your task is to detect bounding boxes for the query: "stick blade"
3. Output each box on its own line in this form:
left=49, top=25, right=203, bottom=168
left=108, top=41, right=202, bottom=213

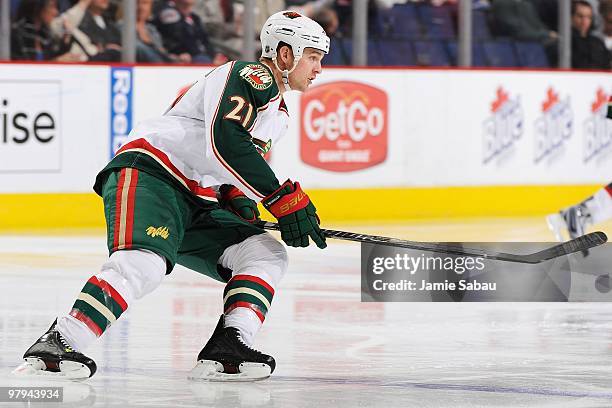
left=562, top=231, right=607, bottom=255
left=525, top=231, right=608, bottom=263
left=589, top=231, right=607, bottom=244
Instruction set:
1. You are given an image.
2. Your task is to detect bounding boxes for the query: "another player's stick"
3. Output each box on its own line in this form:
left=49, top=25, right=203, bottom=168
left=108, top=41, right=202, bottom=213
left=257, top=221, right=607, bottom=264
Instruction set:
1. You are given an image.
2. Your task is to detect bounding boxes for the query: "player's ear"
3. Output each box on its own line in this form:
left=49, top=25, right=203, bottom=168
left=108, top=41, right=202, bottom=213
left=278, top=45, right=293, bottom=67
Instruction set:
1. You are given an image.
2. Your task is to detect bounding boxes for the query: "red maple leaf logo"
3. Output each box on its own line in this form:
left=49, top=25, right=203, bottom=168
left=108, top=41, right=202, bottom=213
left=283, top=11, right=302, bottom=19
left=542, top=88, right=559, bottom=113
left=591, top=88, right=608, bottom=113
left=249, top=73, right=263, bottom=85
left=491, top=87, right=509, bottom=113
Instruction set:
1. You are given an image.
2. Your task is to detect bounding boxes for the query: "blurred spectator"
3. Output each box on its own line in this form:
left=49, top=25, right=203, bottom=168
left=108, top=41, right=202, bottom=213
left=531, top=0, right=604, bottom=32
left=194, top=0, right=245, bottom=60
left=587, top=0, right=603, bottom=32
left=491, top=0, right=557, bottom=43
left=11, top=0, right=81, bottom=61
left=77, top=0, right=122, bottom=60
left=597, top=0, right=612, bottom=51
left=375, top=0, right=404, bottom=6
left=287, top=0, right=332, bottom=16
left=104, top=0, right=121, bottom=20
left=153, top=0, right=226, bottom=64
left=57, top=0, right=74, bottom=12
left=571, top=0, right=611, bottom=68
left=333, top=0, right=385, bottom=37
left=287, top=0, right=339, bottom=35
left=117, top=0, right=173, bottom=62
left=530, top=0, right=558, bottom=31
left=253, top=0, right=285, bottom=32
left=238, top=0, right=339, bottom=36
left=490, top=0, right=558, bottom=64
left=194, top=0, right=337, bottom=60
left=312, top=6, right=339, bottom=36
left=47, top=0, right=95, bottom=62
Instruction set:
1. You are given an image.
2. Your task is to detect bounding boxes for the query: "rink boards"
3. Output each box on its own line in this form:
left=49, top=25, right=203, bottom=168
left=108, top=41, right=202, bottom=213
left=0, top=62, right=609, bottom=228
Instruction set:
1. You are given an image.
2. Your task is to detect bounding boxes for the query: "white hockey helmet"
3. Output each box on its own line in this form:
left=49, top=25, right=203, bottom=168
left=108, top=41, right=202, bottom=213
left=260, top=11, right=330, bottom=60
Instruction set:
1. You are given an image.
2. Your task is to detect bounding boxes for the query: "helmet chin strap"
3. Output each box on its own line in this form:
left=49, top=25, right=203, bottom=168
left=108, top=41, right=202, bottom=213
left=273, top=56, right=301, bottom=92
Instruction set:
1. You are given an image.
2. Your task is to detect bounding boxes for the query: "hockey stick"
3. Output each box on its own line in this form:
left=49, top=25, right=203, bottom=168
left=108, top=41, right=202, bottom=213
left=257, top=221, right=607, bottom=264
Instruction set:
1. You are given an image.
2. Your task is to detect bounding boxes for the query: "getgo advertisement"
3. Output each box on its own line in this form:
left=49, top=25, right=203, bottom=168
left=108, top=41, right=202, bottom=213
left=299, top=81, right=388, bottom=172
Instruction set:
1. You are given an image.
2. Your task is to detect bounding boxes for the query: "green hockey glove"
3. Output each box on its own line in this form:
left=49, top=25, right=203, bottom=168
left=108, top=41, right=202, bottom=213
left=219, top=185, right=260, bottom=224
left=262, top=180, right=327, bottom=249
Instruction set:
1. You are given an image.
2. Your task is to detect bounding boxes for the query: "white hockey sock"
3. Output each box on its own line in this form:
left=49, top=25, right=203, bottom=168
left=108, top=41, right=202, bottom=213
left=224, top=307, right=262, bottom=346
left=56, top=249, right=166, bottom=351
left=218, top=233, right=288, bottom=346
left=56, top=314, right=97, bottom=352
left=583, top=184, right=612, bottom=225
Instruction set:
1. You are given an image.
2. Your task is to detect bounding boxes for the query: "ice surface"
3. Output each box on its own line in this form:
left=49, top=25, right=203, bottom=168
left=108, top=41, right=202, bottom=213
left=1, top=220, right=612, bottom=407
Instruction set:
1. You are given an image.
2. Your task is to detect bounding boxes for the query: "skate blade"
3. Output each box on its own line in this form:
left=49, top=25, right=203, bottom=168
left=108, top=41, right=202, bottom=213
left=12, top=358, right=91, bottom=380
left=188, top=360, right=271, bottom=382
left=546, top=213, right=567, bottom=242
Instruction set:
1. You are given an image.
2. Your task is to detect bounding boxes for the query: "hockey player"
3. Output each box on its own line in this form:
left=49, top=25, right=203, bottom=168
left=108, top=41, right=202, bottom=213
left=547, top=183, right=612, bottom=241
left=547, top=96, right=612, bottom=242
left=13, top=11, right=329, bottom=381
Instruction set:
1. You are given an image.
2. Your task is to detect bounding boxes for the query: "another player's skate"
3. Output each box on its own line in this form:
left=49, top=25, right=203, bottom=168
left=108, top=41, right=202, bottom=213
left=189, top=315, right=275, bottom=381
left=547, top=203, right=592, bottom=242
left=12, top=319, right=97, bottom=379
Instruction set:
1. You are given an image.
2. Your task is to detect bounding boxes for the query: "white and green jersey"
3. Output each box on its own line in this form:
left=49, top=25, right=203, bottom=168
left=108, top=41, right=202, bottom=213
left=95, top=61, right=288, bottom=203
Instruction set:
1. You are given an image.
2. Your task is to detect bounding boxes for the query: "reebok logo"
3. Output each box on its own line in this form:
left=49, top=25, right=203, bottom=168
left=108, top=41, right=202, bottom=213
left=146, top=226, right=169, bottom=239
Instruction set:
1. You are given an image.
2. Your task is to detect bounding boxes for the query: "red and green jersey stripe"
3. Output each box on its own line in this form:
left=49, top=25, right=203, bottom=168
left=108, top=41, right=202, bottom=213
left=113, top=168, right=139, bottom=250
left=223, top=274, right=275, bottom=322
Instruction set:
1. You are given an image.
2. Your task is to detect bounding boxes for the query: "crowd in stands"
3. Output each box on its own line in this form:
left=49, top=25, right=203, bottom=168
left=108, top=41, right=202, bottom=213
left=8, top=0, right=612, bottom=69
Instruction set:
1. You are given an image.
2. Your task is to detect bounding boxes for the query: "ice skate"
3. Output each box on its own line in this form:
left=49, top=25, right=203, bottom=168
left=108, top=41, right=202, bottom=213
left=189, top=315, right=275, bottom=382
left=12, top=319, right=97, bottom=380
left=547, top=203, right=591, bottom=242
